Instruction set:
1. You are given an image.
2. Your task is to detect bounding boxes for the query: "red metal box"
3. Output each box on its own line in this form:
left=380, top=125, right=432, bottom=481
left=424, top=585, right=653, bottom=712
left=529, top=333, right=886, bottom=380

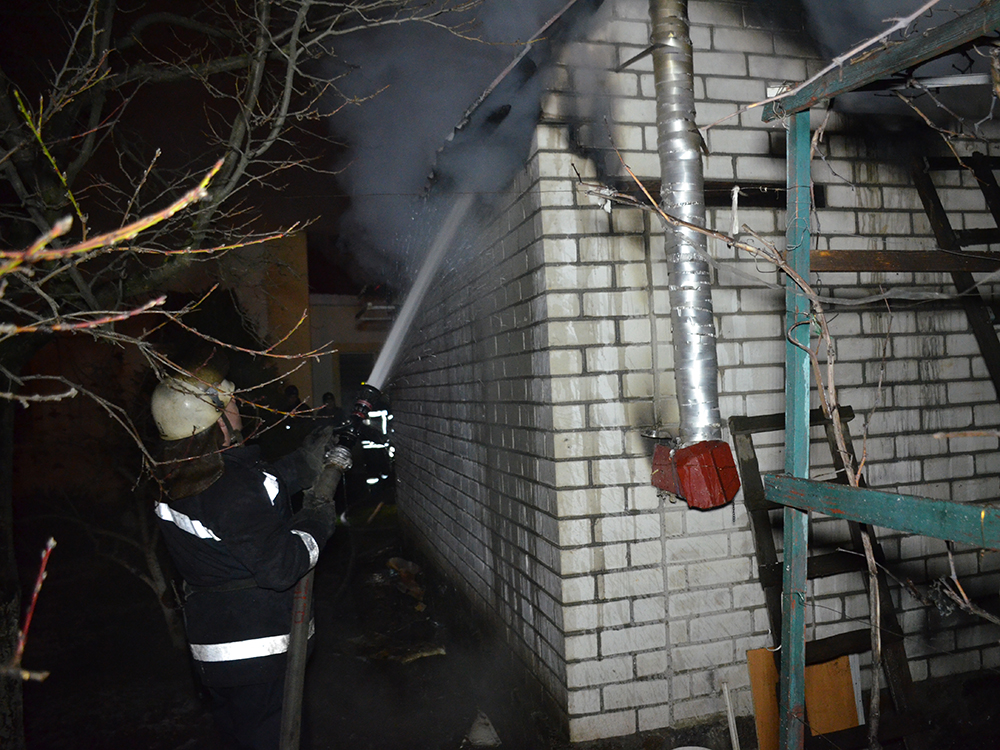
left=651, top=440, right=741, bottom=510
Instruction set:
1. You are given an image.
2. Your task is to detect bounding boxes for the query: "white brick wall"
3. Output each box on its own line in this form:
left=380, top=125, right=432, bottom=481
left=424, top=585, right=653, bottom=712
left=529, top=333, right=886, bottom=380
left=390, top=0, right=1000, bottom=743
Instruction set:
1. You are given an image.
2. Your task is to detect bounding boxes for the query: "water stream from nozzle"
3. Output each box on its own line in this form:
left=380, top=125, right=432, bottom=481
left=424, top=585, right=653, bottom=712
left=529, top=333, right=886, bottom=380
left=366, top=192, right=476, bottom=391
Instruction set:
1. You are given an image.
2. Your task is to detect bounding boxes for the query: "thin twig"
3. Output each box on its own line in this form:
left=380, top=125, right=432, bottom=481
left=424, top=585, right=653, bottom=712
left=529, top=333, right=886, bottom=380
left=0, top=296, right=166, bottom=335
left=1, top=538, right=56, bottom=682
left=0, top=159, right=223, bottom=269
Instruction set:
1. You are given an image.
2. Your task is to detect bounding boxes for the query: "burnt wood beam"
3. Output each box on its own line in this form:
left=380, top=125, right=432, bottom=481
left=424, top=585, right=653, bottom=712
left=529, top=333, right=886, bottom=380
left=762, top=2, right=1000, bottom=121
left=811, top=249, right=1000, bottom=273
left=728, top=406, right=855, bottom=435
left=926, top=155, right=1000, bottom=171
left=951, top=268, right=1000, bottom=398
left=968, top=151, right=1000, bottom=227
left=955, top=228, right=1000, bottom=247
left=910, top=157, right=1000, bottom=401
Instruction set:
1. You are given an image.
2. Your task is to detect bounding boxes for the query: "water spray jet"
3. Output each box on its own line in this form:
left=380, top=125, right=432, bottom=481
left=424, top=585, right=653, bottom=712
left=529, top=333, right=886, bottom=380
left=366, top=192, right=477, bottom=391
left=339, top=193, right=477, bottom=446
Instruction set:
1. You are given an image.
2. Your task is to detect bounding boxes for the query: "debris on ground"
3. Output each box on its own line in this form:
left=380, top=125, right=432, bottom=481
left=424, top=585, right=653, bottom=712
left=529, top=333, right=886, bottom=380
left=387, top=556, right=425, bottom=601
left=462, top=710, right=502, bottom=748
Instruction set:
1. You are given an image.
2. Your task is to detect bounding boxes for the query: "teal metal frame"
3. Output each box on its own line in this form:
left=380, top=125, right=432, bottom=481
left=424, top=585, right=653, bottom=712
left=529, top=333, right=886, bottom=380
left=763, top=4, right=1000, bottom=747
left=762, top=3, right=1000, bottom=123
left=766, top=476, right=1000, bottom=549
left=779, top=109, right=812, bottom=750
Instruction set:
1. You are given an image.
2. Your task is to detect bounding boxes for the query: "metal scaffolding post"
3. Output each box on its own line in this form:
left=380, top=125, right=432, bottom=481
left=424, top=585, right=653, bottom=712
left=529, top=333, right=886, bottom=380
left=779, top=108, right=812, bottom=750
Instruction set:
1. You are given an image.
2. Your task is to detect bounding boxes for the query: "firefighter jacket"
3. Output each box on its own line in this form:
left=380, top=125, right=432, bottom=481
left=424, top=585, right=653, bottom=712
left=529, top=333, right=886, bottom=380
left=154, top=443, right=337, bottom=687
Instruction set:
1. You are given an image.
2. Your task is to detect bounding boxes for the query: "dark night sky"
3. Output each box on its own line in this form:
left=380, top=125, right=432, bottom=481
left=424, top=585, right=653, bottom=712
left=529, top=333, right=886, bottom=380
left=6, top=1, right=991, bottom=286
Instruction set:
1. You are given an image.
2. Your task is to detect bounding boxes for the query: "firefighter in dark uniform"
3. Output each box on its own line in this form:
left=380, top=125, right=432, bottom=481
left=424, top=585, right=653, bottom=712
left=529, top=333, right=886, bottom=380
left=150, top=370, right=345, bottom=750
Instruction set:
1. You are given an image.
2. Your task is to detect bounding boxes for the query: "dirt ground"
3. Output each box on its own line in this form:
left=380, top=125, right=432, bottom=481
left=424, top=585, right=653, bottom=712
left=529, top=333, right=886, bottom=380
left=15, top=500, right=1000, bottom=750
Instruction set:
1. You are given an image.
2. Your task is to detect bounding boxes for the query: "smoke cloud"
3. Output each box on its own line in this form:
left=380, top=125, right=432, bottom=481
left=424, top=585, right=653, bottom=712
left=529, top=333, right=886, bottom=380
left=799, top=0, right=979, bottom=59
left=321, top=0, right=606, bottom=285
left=793, top=0, right=994, bottom=120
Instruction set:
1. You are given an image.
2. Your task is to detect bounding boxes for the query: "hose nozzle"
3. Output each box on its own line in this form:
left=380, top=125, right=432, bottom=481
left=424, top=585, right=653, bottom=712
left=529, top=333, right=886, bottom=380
left=336, top=383, right=382, bottom=448
left=351, top=383, right=381, bottom=422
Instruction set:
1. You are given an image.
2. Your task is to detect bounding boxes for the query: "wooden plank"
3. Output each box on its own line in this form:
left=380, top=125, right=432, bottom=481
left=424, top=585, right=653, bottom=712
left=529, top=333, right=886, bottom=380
left=757, top=552, right=868, bottom=588
left=748, top=648, right=781, bottom=750
left=805, top=656, right=861, bottom=735
left=757, top=551, right=867, bottom=589
left=806, top=551, right=867, bottom=579
left=749, top=649, right=860, bottom=750
left=762, top=2, right=1000, bottom=121
left=967, top=152, right=1000, bottom=220
left=811, top=250, right=1000, bottom=272
left=732, top=432, right=785, bottom=641
left=911, top=155, right=960, bottom=249
left=764, top=475, right=1000, bottom=549
left=956, top=154, right=1000, bottom=407
left=805, top=628, right=903, bottom=665
left=805, top=631, right=871, bottom=665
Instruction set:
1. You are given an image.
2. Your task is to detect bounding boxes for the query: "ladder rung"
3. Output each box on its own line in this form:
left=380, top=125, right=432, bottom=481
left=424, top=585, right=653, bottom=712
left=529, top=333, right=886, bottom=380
left=805, top=628, right=903, bottom=665
left=729, top=406, right=855, bottom=436
left=925, top=154, right=1000, bottom=171
left=734, top=403, right=926, bottom=748
left=744, top=497, right=780, bottom=512
left=757, top=550, right=867, bottom=588
left=807, top=550, right=868, bottom=579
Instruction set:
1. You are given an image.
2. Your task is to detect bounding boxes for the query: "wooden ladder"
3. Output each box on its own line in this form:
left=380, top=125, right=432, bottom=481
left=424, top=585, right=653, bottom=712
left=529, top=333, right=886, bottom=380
left=729, top=407, right=928, bottom=749
left=911, top=151, right=1000, bottom=401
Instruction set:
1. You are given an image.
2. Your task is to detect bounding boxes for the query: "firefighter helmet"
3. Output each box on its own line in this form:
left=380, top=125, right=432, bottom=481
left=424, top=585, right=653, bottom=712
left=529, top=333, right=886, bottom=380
left=151, top=373, right=235, bottom=441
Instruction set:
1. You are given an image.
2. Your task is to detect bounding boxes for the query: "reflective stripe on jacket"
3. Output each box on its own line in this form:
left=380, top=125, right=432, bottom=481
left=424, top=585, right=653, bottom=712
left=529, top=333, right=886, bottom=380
left=190, top=620, right=316, bottom=662
left=154, top=443, right=336, bottom=687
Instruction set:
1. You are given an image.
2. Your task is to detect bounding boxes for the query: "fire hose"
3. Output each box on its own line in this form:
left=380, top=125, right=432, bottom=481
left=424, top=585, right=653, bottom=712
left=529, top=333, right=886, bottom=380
left=279, top=384, right=381, bottom=750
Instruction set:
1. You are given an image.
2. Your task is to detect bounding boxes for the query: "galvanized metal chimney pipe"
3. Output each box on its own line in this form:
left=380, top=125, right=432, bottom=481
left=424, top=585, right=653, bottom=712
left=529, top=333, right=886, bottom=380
left=649, top=0, right=722, bottom=445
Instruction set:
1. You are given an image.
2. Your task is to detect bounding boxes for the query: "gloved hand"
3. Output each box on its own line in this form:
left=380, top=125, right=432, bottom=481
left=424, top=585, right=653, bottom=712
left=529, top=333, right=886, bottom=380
left=303, top=446, right=353, bottom=509
left=298, top=425, right=336, bottom=482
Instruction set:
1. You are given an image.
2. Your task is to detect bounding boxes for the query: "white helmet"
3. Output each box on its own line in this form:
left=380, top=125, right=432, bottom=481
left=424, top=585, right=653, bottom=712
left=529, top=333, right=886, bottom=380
left=151, top=374, right=235, bottom=441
